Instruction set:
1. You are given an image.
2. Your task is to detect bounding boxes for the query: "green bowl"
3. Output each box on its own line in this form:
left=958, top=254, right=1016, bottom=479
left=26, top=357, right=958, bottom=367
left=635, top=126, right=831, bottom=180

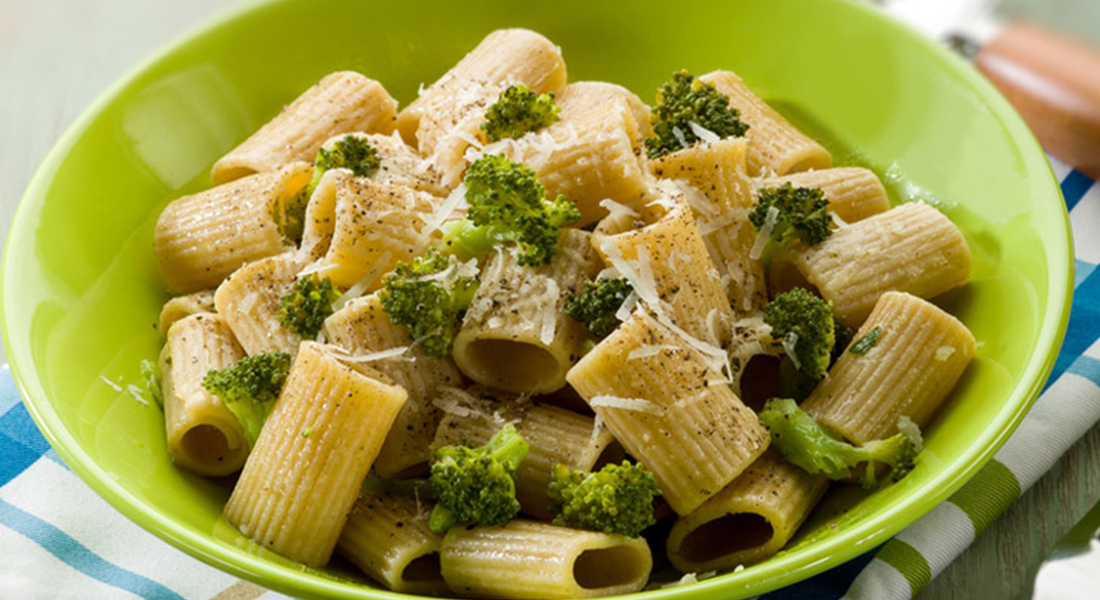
left=0, top=0, right=1072, bottom=598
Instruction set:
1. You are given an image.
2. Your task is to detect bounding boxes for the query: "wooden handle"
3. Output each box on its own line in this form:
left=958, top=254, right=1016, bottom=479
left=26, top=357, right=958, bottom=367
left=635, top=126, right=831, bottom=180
left=976, top=22, right=1100, bottom=180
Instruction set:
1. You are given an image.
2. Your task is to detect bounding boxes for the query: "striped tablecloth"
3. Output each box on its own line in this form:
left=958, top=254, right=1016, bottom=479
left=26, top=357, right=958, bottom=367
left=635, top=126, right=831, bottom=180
left=0, top=162, right=1096, bottom=599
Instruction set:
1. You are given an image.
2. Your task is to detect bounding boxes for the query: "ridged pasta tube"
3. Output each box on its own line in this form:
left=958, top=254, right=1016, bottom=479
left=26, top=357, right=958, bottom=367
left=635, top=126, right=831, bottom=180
left=158, top=289, right=215, bottom=335
left=649, top=138, right=766, bottom=315
left=555, top=81, right=653, bottom=141
left=161, top=313, right=248, bottom=476
left=770, top=202, right=971, bottom=326
left=666, top=449, right=829, bottom=571
left=593, top=190, right=733, bottom=350
left=802, top=291, right=976, bottom=445
left=566, top=309, right=770, bottom=515
left=453, top=229, right=600, bottom=394
left=213, top=252, right=304, bottom=357
left=396, top=29, right=568, bottom=146
left=224, top=341, right=407, bottom=566
left=337, top=493, right=448, bottom=595
left=700, top=70, right=832, bottom=176
left=440, top=519, right=652, bottom=599
left=211, top=71, right=398, bottom=185
left=323, top=293, right=464, bottom=478
left=154, top=162, right=310, bottom=293
left=431, top=391, right=622, bottom=520
left=758, top=167, right=890, bottom=225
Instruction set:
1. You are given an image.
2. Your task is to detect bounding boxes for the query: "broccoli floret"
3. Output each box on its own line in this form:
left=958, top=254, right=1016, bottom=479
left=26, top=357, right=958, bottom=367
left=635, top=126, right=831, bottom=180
left=832, top=318, right=857, bottom=365
left=765, top=288, right=835, bottom=383
left=749, top=183, right=833, bottom=257
left=283, top=135, right=382, bottom=241
left=759, top=398, right=917, bottom=491
left=548, top=460, right=661, bottom=538
left=564, top=278, right=634, bottom=339
left=442, top=154, right=580, bottom=266
left=308, top=134, right=380, bottom=195
left=428, top=423, right=530, bottom=533
left=202, top=352, right=292, bottom=447
left=379, top=248, right=480, bottom=357
left=279, top=274, right=341, bottom=338
left=481, top=84, right=560, bottom=142
left=644, top=70, right=750, bottom=159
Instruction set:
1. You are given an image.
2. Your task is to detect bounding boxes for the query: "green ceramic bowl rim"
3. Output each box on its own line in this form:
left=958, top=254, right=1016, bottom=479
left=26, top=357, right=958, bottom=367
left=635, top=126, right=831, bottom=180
left=0, top=0, right=1074, bottom=597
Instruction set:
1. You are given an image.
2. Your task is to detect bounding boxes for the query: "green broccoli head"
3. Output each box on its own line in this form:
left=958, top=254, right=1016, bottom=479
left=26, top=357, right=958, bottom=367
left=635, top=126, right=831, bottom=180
left=443, top=154, right=580, bottom=266
left=202, top=351, right=292, bottom=447
left=764, top=288, right=836, bottom=382
left=481, top=84, right=560, bottom=142
left=303, top=134, right=381, bottom=197
left=548, top=460, right=662, bottom=538
left=564, top=277, right=634, bottom=340
left=279, top=274, right=341, bottom=338
left=749, top=183, right=832, bottom=249
left=379, top=248, right=480, bottom=357
left=428, top=423, right=530, bottom=534
left=759, top=398, right=917, bottom=491
left=644, top=70, right=750, bottom=159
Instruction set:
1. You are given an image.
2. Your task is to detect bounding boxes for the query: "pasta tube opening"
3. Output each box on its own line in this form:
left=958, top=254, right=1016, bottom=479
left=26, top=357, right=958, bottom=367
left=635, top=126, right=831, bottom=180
left=677, top=513, right=774, bottom=563
left=178, top=424, right=236, bottom=470
left=402, top=552, right=443, bottom=583
left=459, top=338, right=561, bottom=392
left=573, top=545, right=652, bottom=590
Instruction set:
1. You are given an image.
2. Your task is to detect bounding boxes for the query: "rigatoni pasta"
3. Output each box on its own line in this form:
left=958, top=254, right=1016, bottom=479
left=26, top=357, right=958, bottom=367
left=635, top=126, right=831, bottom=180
left=145, top=27, right=981, bottom=598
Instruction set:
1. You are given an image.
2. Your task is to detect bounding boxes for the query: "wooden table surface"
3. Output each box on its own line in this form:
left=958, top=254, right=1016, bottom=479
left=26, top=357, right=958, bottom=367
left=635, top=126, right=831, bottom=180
left=2, top=1, right=1099, bottom=599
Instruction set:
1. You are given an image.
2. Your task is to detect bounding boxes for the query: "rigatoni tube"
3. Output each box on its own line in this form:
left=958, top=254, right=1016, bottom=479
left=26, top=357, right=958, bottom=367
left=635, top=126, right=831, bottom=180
left=566, top=309, right=770, bottom=515
left=224, top=341, right=407, bottom=566
left=802, top=291, right=977, bottom=445
left=440, top=519, right=652, bottom=599
left=700, top=70, right=832, bottom=176
left=211, top=71, right=398, bottom=185
left=666, top=449, right=829, bottom=572
left=338, top=493, right=448, bottom=595
left=154, top=162, right=310, bottom=294
left=770, top=202, right=971, bottom=327
left=162, top=313, right=248, bottom=476
left=453, top=229, right=600, bottom=394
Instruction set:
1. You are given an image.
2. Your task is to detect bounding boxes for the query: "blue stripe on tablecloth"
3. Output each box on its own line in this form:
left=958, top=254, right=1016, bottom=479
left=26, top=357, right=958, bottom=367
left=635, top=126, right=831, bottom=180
left=757, top=546, right=880, bottom=599
left=0, top=498, right=187, bottom=600
left=0, top=403, right=53, bottom=486
left=1067, top=355, right=1100, bottom=385
left=1075, top=260, right=1096, bottom=289
left=1061, top=170, right=1093, bottom=211
left=1045, top=266, right=1100, bottom=389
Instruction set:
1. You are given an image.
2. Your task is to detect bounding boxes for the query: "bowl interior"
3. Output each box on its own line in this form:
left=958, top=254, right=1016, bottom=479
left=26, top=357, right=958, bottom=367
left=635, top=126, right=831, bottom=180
left=0, top=0, right=1071, bottom=598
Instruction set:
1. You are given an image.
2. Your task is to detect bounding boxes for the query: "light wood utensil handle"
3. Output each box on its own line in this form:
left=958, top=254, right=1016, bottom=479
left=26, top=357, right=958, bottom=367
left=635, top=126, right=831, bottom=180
left=976, top=22, right=1100, bottom=180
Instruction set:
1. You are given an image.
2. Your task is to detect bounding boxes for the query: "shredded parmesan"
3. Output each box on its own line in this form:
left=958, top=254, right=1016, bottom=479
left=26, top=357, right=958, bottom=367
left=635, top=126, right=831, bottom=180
left=540, top=279, right=560, bottom=346
left=99, top=376, right=122, bottom=392
left=627, top=344, right=675, bottom=361
left=749, top=205, right=779, bottom=260
left=338, top=346, right=412, bottom=363
left=688, top=121, right=720, bottom=143
left=425, top=184, right=467, bottom=235
left=671, top=125, right=688, bottom=149
left=126, top=384, right=150, bottom=406
left=590, top=396, right=661, bottom=414
left=599, top=198, right=639, bottom=221
left=935, top=346, right=956, bottom=362
left=615, top=291, right=639, bottom=322
left=897, top=415, right=924, bottom=452
left=782, top=332, right=801, bottom=372
left=331, top=251, right=393, bottom=312
left=296, top=261, right=338, bottom=278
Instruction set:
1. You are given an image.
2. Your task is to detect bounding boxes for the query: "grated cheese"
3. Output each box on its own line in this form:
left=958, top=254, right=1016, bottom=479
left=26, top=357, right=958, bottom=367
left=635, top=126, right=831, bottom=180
left=590, top=396, right=661, bottom=414
left=99, top=376, right=122, bottom=392
left=897, top=415, right=924, bottom=452
left=749, top=205, right=779, bottom=260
